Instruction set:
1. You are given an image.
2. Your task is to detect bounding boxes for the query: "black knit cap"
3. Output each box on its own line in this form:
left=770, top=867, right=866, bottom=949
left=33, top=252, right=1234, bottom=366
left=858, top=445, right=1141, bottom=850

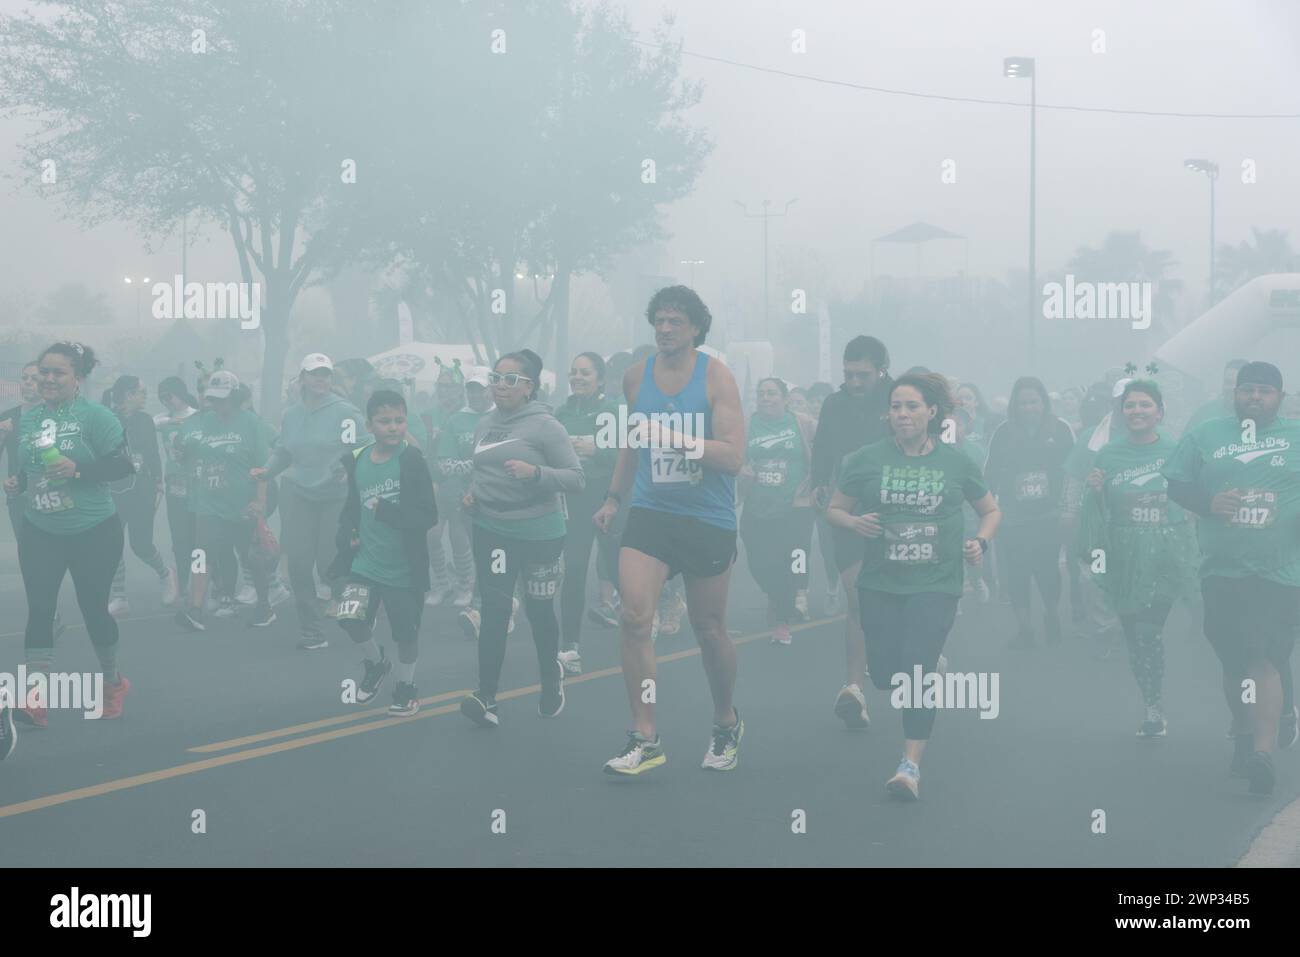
left=1236, top=361, right=1284, bottom=391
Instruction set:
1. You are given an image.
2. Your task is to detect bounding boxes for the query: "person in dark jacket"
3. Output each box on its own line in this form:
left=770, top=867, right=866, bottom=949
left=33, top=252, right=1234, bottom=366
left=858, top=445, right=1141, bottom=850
left=327, top=390, right=437, bottom=717
left=103, top=375, right=178, bottom=616
left=809, top=335, right=892, bottom=729
left=984, top=375, right=1076, bottom=647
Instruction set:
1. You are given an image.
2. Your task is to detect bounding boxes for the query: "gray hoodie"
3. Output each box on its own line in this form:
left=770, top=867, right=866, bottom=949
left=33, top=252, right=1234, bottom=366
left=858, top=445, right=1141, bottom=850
left=468, top=400, right=584, bottom=522
left=265, top=392, right=369, bottom=502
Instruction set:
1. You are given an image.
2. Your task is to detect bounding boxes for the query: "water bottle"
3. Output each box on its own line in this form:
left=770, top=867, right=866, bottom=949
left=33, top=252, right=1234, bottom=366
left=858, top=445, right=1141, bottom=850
left=34, top=434, right=65, bottom=486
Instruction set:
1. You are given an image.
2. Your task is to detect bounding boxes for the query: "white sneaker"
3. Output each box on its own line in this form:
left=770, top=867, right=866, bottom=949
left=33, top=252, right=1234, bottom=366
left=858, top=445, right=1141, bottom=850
left=886, top=758, right=920, bottom=801
left=424, top=584, right=453, bottom=607
left=234, top=583, right=257, bottom=605
left=268, top=581, right=293, bottom=607
left=160, top=567, right=179, bottom=606
left=214, top=598, right=239, bottom=618
left=557, top=648, right=582, bottom=676
left=107, top=597, right=130, bottom=618
left=833, top=684, right=870, bottom=729
left=452, top=586, right=474, bottom=608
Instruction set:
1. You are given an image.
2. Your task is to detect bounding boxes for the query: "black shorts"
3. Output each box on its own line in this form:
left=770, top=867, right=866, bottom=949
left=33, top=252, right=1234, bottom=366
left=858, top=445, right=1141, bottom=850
left=621, top=506, right=736, bottom=580
left=1202, top=575, right=1300, bottom=674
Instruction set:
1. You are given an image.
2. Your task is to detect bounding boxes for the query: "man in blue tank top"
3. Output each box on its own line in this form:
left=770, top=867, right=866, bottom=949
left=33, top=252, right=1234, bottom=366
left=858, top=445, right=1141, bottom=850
left=594, top=286, right=747, bottom=775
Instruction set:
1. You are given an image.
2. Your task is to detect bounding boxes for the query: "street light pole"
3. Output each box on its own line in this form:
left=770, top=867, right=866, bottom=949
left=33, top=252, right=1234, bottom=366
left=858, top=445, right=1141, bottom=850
left=1004, top=57, right=1037, bottom=360
left=735, top=198, right=797, bottom=341
left=1184, top=159, right=1220, bottom=306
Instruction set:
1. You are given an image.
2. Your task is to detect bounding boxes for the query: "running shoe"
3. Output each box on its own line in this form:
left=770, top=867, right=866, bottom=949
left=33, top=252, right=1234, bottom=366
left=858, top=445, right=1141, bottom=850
left=248, top=602, right=276, bottom=628
left=771, top=623, right=792, bottom=646
left=234, top=583, right=257, bottom=605
left=1230, top=733, right=1253, bottom=778
left=834, top=684, right=871, bottom=729
left=660, top=592, right=685, bottom=636
left=101, top=675, right=130, bottom=720
left=268, top=581, right=293, bottom=607
left=176, top=607, right=206, bottom=632
left=0, top=703, right=15, bottom=761
left=823, top=579, right=843, bottom=617
left=587, top=596, right=620, bottom=629
left=107, top=597, right=130, bottom=618
left=795, top=589, right=810, bottom=621
left=161, top=567, right=179, bottom=606
left=1137, top=705, right=1167, bottom=738
left=701, top=712, right=744, bottom=771
left=458, top=608, right=481, bottom=641
left=460, top=692, right=499, bottom=727
left=557, top=648, right=583, bottom=676
left=1246, top=750, right=1275, bottom=796
left=296, top=635, right=329, bottom=651
left=14, top=703, right=47, bottom=729
left=604, top=731, right=666, bottom=776
left=389, top=682, right=419, bottom=717
left=1279, top=706, right=1299, bottom=751
left=424, top=584, right=454, bottom=608
left=214, top=597, right=239, bottom=618
left=356, top=649, right=392, bottom=704
left=886, top=758, right=921, bottom=801
left=451, top=586, right=475, bottom=608
left=539, top=658, right=565, bottom=718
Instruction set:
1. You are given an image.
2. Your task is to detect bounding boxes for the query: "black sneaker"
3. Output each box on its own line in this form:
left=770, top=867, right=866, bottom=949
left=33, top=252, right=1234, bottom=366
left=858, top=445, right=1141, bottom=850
left=1231, top=733, right=1253, bottom=777
left=0, top=704, right=15, bottom=762
left=176, top=608, right=206, bottom=632
left=248, top=602, right=276, bottom=628
left=1246, top=750, right=1275, bottom=796
left=1279, top=706, right=1299, bottom=750
left=296, top=635, right=329, bottom=651
left=539, top=658, right=565, bottom=718
left=356, top=649, right=392, bottom=704
left=460, top=692, right=499, bottom=727
left=389, top=682, right=419, bottom=717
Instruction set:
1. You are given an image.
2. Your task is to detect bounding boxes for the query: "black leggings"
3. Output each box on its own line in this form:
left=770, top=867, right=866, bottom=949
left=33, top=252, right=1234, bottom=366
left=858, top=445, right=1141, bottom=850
left=859, top=588, right=960, bottom=741
left=18, top=514, right=124, bottom=662
left=999, top=523, right=1061, bottom=613
left=195, top=515, right=267, bottom=604
left=472, top=525, right=565, bottom=699
left=560, top=488, right=610, bottom=650
left=740, top=506, right=814, bottom=623
left=1119, top=599, right=1173, bottom=709
left=165, top=493, right=197, bottom=590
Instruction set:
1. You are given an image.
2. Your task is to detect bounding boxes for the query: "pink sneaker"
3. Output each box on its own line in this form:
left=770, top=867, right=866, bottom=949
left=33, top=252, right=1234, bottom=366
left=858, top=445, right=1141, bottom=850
left=101, top=675, right=131, bottom=720
left=771, top=623, right=792, bottom=646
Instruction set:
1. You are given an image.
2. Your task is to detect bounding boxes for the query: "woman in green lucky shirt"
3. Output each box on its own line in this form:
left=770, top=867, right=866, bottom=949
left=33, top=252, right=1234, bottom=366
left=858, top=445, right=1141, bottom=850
left=555, top=352, right=620, bottom=675
left=827, top=373, right=1001, bottom=800
left=1079, top=379, right=1197, bottom=738
left=5, top=342, right=135, bottom=725
left=739, top=377, right=815, bottom=646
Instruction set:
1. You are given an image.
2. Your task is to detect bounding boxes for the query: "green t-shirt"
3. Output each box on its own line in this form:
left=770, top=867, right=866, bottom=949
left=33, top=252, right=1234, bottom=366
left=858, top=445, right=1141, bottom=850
left=435, top=407, right=489, bottom=492
left=1162, top=416, right=1300, bottom=585
left=1094, top=434, right=1186, bottom=528
left=19, top=396, right=124, bottom=535
left=837, top=438, right=989, bottom=596
left=745, top=411, right=806, bottom=518
left=352, top=442, right=411, bottom=588
left=179, top=408, right=270, bottom=522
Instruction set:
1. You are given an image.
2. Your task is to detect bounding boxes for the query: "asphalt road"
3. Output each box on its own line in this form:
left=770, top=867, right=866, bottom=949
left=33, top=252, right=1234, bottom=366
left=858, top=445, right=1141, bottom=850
left=0, top=550, right=1295, bottom=867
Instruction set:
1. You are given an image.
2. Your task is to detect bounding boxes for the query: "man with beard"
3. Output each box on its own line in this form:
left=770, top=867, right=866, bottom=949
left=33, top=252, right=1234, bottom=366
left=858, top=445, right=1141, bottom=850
left=1164, top=362, right=1300, bottom=795
left=810, top=335, right=893, bottom=728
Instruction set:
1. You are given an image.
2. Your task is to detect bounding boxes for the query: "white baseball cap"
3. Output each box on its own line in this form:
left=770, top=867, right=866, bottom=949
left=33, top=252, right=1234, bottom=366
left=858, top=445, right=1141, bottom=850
left=300, top=353, right=334, bottom=373
left=205, top=370, right=240, bottom=399
left=465, top=366, right=491, bottom=388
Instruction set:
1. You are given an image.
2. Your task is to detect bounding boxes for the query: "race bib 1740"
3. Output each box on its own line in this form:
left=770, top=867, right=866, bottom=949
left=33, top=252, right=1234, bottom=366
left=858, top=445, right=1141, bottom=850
left=650, top=447, right=702, bottom=486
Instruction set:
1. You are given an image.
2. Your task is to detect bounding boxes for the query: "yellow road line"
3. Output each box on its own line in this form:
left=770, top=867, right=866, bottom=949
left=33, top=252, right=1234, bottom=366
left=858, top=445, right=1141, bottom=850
left=0, top=617, right=836, bottom=820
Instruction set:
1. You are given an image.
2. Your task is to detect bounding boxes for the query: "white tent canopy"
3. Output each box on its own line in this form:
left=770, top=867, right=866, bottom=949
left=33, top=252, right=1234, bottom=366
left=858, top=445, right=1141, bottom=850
left=367, top=343, right=557, bottom=393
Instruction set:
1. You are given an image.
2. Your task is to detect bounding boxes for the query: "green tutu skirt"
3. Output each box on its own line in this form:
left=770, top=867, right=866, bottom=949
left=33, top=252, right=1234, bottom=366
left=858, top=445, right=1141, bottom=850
left=1075, top=493, right=1198, bottom=615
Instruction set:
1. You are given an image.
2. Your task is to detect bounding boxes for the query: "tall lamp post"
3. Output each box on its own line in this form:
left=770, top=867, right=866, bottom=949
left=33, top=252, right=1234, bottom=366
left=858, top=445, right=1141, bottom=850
left=1004, top=56, right=1036, bottom=358
left=1184, top=159, right=1219, bottom=306
left=735, top=198, right=797, bottom=341
left=123, top=276, right=150, bottom=328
